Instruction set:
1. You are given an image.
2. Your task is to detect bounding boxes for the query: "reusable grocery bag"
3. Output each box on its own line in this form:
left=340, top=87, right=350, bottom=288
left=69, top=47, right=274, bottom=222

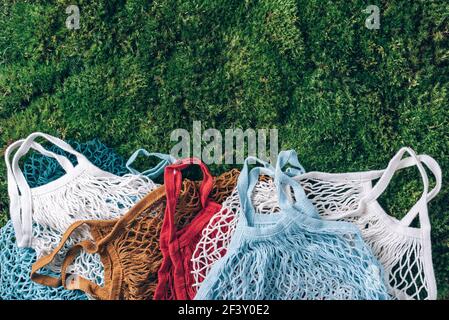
left=192, top=147, right=441, bottom=300
left=30, top=167, right=239, bottom=300
left=154, top=158, right=225, bottom=300
left=5, top=132, right=161, bottom=283
left=0, top=138, right=129, bottom=300
left=194, top=152, right=390, bottom=300
left=295, top=147, right=441, bottom=300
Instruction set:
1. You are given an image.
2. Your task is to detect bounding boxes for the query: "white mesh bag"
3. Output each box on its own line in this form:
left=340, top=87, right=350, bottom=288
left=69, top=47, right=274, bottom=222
left=5, top=132, right=159, bottom=283
left=192, top=147, right=442, bottom=300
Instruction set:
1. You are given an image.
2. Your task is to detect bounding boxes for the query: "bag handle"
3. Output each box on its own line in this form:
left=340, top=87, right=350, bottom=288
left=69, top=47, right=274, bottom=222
left=126, top=149, right=176, bottom=179
left=364, top=147, right=439, bottom=228
left=31, top=186, right=166, bottom=299
left=409, top=155, right=441, bottom=203
left=154, top=159, right=215, bottom=300
left=275, top=150, right=318, bottom=218
left=387, top=154, right=442, bottom=202
left=162, top=158, right=214, bottom=242
left=5, top=136, right=81, bottom=247
left=281, top=150, right=306, bottom=177
left=365, top=147, right=428, bottom=200
left=396, top=154, right=442, bottom=228
left=31, top=219, right=112, bottom=299
left=237, top=156, right=275, bottom=226
left=12, top=132, right=87, bottom=165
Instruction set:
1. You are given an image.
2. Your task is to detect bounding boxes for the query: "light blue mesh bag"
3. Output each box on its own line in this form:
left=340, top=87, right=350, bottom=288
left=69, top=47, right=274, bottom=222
left=0, top=220, right=87, bottom=300
left=195, top=151, right=390, bottom=300
left=0, top=139, right=129, bottom=300
left=125, top=148, right=176, bottom=179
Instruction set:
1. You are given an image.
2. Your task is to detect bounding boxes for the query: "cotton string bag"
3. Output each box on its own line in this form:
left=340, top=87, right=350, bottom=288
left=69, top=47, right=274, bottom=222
left=291, top=147, right=442, bottom=300
left=191, top=162, right=285, bottom=288
left=191, top=148, right=441, bottom=300
left=30, top=168, right=240, bottom=300
left=0, top=139, right=129, bottom=300
left=5, top=132, right=162, bottom=283
left=194, top=151, right=390, bottom=300
left=0, top=221, right=87, bottom=300
left=154, top=158, right=224, bottom=300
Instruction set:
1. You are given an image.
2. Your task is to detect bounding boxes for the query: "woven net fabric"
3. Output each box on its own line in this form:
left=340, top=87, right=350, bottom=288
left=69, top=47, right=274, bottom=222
left=191, top=176, right=278, bottom=287
left=30, top=173, right=156, bottom=242
left=31, top=170, right=240, bottom=300
left=196, top=218, right=390, bottom=300
left=92, top=180, right=201, bottom=300
left=0, top=221, right=87, bottom=300
left=193, top=160, right=438, bottom=300
left=192, top=176, right=411, bottom=299
left=208, top=169, right=241, bottom=204
left=106, top=169, right=238, bottom=300
left=26, top=160, right=153, bottom=284
left=22, top=139, right=129, bottom=188
left=154, top=160, right=237, bottom=300
left=195, top=155, right=390, bottom=300
left=1, top=139, right=126, bottom=300
left=20, top=153, right=158, bottom=286
left=298, top=175, right=433, bottom=300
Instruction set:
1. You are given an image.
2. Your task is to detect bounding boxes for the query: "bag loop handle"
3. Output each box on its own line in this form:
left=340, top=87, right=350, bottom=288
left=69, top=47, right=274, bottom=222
left=126, top=149, right=176, bottom=179
left=162, top=158, right=213, bottom=242
left=364, top=147, right=441, bottom=228
left=30, top=186, right=166, bottom=299
left=5, top=133, right=85, bottom=247
left=237, top=156, right=275, bottom=226
left=275, top=150, right=318, bottom=218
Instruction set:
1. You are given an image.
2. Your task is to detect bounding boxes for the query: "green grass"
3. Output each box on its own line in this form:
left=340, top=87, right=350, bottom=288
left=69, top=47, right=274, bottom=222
left=0, top=0, right=448, bottom=298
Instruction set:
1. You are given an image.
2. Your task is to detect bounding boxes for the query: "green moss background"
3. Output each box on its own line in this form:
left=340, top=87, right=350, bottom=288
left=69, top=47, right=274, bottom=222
left=0, top=0, right=448, bottom=298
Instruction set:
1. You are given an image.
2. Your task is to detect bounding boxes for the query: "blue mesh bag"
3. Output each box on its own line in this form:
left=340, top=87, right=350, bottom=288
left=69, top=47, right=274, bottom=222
left=0, top=220, right=87, bottom=300
left=0, top=139, right=128, bottom=300
left=195, top=151, right=390, bottom=300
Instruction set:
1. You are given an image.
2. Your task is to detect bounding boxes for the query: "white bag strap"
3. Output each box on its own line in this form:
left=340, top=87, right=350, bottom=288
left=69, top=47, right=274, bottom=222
left=396, top=154, right=442, bottom=227
left=416, top=155, right=442, bottom=202
left=364, top=147, right=441, bottom=228
left=5, top=132, right=88, bottom=247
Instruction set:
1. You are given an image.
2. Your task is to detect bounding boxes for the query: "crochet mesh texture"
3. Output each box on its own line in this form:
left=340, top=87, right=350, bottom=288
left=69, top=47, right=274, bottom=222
left=19, top=141, right=159, bottom=286
left=0, top=221, right=87, bottom=300
left=300, top=176, right=430, bottom=300
left=193, top=173, right=431, bottom=300
left=199, top=218, right=390, bottom=300
left=1, top=139, right=127, bottom=300
left=191, top=175, right=276, bottom=287
left=58, top=169, right=239, bottom=300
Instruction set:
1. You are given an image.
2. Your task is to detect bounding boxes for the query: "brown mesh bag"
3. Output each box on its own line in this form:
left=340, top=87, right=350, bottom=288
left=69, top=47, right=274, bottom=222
left=31, top=169, right=240, bottom=300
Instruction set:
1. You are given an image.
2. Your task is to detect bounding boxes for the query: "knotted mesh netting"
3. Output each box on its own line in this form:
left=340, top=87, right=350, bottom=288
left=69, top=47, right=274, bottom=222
left=17, top=138, right=158, bottom=288
left=195, top=172, right=428, bottom=300
left=88, top=179, right=203, bottom=300
left=36, top=169, right=240, bottom=300
left=0, top=139, right=128, bottom=300
left=194, top=153, right=390, bottom=300
left=298, top=176, right=433, bottom=300
left=191, top=175, right=277, bottom=287
left=0, top=221, right=87, bottom=300
left=197, top=217, right=390, bottom=300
